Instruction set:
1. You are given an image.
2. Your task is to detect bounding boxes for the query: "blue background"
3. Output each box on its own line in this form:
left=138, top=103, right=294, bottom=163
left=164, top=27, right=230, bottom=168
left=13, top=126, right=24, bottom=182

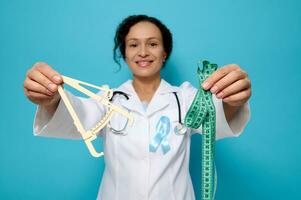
left=1, top=0, right=300, bottom=199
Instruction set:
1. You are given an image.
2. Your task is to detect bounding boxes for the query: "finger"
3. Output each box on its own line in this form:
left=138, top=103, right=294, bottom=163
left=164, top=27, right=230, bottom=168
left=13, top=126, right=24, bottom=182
left=202, top=64, right=240, bottom=90
left=26, top=90, right=54, bottom=101
left=216, top=78, right=251, bottom=99
left=209, top=69, right=248, bottom=94
left=222, top=99, right=246, bottom=107
left=27, top=69, right=58, bottom=93
left=24, top=77, right=54, bottom=96
left=222, top=88, right=251, bottom=102
left=33, top=62, right=63, bottom=84
left=24, top=87, right=30, bottom=97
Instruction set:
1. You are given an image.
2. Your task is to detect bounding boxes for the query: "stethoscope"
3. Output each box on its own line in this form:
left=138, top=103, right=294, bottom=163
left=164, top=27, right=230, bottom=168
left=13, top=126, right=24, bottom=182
left=108, top=91, right=187, bottom=135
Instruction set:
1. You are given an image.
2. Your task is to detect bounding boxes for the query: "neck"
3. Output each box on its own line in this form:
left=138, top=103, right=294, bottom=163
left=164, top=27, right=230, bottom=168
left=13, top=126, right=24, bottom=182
left=132, top=74, right=161, bottom=103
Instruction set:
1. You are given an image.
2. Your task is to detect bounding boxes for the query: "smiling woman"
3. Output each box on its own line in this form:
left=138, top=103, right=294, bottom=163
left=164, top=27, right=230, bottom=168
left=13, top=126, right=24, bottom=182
left=23, top=14, right=251, bottom=200
left=126, top=22, right=166, bottom=77
left=125, top=21, right=167, bottom=102
left=113, top=15, right=172, bottom=68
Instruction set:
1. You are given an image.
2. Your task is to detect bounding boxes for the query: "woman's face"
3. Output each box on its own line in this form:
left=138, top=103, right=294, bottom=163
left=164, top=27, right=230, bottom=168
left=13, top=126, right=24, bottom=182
left=125, top=21, right=167, bottom=79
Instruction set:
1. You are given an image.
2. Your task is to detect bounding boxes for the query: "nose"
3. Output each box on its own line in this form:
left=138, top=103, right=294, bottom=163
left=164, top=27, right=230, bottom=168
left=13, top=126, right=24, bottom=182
left=138, top=44, right=149, bottom=57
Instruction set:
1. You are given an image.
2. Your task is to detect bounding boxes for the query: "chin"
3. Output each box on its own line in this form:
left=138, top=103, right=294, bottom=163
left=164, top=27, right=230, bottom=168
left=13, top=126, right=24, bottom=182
left=134, top=72, right=155, bottom=78
left=132, top=69, right=160, bottom=78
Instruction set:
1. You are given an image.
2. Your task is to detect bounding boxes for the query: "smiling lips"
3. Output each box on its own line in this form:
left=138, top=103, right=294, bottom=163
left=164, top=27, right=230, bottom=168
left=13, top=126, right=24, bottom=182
left=136, top=60, right=154, bottom=68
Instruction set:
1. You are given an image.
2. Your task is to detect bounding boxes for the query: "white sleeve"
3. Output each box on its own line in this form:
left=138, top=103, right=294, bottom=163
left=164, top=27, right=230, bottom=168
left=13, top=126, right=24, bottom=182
left=180, top=81, right=251, bottom=140
left=33, top=90, right=106, bottom=140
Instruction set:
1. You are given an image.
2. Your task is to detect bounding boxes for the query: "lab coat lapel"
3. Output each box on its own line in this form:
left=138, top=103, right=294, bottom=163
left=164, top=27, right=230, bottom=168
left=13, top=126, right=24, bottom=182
left=146, top=79, right=177, bottom=117
left=115, top=80, right=146, bottom=115
left=122, top=96, right=146, bottom=115
left=115, top=79, right=178, bottom=117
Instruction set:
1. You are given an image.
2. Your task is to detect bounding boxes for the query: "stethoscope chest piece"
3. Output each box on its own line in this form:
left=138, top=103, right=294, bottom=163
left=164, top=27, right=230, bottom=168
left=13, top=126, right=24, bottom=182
left=174, top=123, right=187, bottom=135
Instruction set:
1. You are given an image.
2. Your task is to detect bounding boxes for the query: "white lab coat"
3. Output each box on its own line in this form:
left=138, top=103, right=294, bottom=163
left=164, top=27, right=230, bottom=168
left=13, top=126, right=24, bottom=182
left=34, top=79, right=250, bottom=200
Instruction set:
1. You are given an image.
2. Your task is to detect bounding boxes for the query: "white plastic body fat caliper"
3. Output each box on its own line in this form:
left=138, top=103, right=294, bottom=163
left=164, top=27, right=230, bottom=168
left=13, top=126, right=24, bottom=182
left=57, top=76, right=134, bottom=157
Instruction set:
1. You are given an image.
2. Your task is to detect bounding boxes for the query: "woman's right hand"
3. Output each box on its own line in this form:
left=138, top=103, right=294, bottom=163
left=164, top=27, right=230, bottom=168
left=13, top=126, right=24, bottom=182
left=24, top=62, right=63, bottom=114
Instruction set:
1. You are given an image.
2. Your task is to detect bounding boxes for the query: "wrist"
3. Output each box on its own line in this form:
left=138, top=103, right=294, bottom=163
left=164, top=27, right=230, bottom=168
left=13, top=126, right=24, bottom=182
left=223, top=102, right=242, bottom=123
left=43, top=95, right=60, bottom=116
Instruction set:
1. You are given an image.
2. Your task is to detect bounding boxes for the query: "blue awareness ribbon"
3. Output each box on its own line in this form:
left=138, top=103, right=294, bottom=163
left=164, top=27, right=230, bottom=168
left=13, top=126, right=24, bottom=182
left=149, top=116, right=171, bottom=154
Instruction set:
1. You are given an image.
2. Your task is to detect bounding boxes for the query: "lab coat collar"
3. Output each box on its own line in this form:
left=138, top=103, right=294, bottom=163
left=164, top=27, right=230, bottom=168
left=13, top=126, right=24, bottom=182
left=115, top=79, right=179, bottom=116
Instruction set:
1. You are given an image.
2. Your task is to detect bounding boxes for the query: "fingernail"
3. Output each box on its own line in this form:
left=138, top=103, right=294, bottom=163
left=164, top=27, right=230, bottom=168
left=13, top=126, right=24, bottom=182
left=216, top=92, right=223, bottom=98
left=48, top=83, right=57, bottom=91
left=53, top=75, right=61, bottom=82
left=202, top=81, right=209, bottom=89
left=211, top=86, right=218, bottom=93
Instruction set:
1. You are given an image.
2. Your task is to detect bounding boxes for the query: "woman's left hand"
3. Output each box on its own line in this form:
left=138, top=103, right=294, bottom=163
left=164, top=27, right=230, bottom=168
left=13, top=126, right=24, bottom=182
left=201, top=64, right=251, bottom=107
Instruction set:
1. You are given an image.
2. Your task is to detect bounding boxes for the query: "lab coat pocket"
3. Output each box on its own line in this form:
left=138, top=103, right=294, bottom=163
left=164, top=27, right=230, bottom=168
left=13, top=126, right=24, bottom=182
left=107, top=111, right=131, bottom=135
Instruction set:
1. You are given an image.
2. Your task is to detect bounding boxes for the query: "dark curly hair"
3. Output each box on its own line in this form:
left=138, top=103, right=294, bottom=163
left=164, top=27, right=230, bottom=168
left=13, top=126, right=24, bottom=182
left=113, top=14, right=173, bottom=68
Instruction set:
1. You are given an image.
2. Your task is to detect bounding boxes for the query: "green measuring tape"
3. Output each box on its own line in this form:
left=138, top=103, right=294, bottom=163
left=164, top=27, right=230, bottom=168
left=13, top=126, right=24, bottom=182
left=184, top=60, right=218, bottom=200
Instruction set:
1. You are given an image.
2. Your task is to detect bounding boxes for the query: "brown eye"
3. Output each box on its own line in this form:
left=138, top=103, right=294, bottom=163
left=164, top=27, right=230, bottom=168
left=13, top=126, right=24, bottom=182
left=128, top=43, right=138, bottom=48
left=150, top=43, right=158, bottom=47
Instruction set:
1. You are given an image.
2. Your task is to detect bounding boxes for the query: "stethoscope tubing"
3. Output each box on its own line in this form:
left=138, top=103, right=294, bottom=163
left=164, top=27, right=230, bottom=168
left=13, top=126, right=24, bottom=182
left=108, top=90, right=186, bottom=135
